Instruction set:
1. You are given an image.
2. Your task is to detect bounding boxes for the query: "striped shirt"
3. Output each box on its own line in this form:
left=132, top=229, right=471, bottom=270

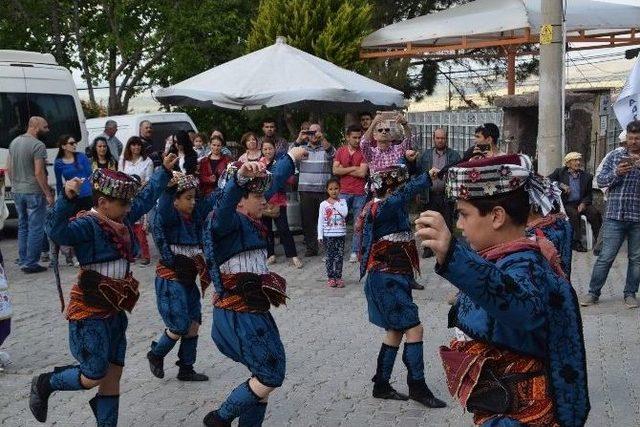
left=220, top=249, right=269, bottom=274
left=597, top=147, right=640, bottom=222
left=297, top=143, right=335, bottom=193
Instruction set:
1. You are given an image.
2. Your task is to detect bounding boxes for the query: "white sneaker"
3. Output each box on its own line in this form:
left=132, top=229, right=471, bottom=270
left=349, top=253, right=358, bottom=263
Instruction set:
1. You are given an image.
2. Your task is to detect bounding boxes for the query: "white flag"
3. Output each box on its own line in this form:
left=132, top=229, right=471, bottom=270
left=614, top=57, right=640, bottom=129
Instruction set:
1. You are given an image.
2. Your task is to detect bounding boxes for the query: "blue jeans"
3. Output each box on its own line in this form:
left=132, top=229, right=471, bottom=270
left=14, top=193, right=47, bottom=269
left=341, top=193, right=367, bottom=254
left=588, top=218, right=640, bottom=297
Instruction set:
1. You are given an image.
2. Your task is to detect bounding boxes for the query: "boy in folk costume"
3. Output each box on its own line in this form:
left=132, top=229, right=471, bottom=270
left=526, top=181, right=573, bottom=280
left=146, top=173, right=218, bottom=382
left=202, top=147, right=307, bottom=427
left=29, top=154, right=178, bottom=426
left=416, top=154, right=589, bottom=426
left=359, top=164, right=446, bottom=409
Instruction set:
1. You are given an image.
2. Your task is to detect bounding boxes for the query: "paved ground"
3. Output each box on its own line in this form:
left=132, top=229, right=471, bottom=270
left=0, top=231, right=638, bottom=426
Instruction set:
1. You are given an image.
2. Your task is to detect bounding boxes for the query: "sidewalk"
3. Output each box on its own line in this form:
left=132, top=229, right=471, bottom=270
left=0, top=235, right=636, bottom=426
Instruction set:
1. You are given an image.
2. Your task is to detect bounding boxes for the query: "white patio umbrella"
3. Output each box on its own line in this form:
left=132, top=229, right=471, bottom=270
left=155, top=37, right=405, bottom=111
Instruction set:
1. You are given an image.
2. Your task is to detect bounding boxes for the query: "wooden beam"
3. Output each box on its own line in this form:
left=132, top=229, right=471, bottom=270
left=360, top=28, right=640, bottom=60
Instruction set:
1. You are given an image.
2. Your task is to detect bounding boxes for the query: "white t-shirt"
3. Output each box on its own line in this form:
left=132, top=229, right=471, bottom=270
left=119, top=156, right=153, bottom=183
left=317, top=199, right=348, bottom=239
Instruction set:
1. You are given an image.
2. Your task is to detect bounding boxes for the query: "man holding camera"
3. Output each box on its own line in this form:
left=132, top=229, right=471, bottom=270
left=582, top=120, right=640, bottom=309
left=295, top=123, right=335, bottom=257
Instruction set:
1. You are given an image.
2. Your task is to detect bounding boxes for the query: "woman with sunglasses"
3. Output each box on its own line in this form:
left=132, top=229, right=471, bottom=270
left=54, top=135, right=93, bottom=211
left=54, top=134, right=93, bottom=266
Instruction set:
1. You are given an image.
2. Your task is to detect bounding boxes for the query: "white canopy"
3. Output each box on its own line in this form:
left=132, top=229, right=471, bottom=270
left=362, top=0, right=640, bottom=50
left=156, top=37, right=404, bottom=111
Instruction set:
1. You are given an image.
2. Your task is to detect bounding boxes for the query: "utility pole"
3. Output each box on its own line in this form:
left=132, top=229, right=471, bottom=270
left=537, top=0, right=565, bottom=176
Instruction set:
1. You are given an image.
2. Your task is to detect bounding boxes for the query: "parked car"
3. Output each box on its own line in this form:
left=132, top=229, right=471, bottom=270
left=0, top=50, right=88, bottom=218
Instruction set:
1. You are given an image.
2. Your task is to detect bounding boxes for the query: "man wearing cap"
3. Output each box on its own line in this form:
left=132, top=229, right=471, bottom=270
left=549, top=152, right=601, bottom=252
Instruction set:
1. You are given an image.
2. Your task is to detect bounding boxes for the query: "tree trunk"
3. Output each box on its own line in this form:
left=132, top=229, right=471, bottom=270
left=72, top=0, right=96, bottom=105
left=49, top=1, right=65, bottom=65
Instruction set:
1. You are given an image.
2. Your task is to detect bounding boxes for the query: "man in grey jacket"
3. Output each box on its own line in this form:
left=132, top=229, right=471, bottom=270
left=417, top=128, right=460, bottom=258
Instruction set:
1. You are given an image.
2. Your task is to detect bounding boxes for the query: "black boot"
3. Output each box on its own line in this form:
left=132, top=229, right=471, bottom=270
left=372, top=376, right=408, bottom=400
left=29, top=373, right=52, bottom=422
left=177, top=363, right=209, bottom=381
left=147, top=350, right=165, bottom=379
left=203, top=410, right=232, bottom=427
left=407, top=379, right=446, bottom=408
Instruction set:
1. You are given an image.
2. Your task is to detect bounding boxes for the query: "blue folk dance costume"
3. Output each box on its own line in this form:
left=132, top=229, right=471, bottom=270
left=147, top=174, right=219, bottom=382
left=202, top=156, right=295, bottom=427
left=359, top=166, right=446, bottom=408
left=29, top=167, right=171, bottom=426
left=438, top=154, right=589, bottom=426
left=527, top=213, right=573, bottom=280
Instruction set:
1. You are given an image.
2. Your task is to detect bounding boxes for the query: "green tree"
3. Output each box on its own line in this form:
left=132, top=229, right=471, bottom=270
left=0, top=0, right=256, bottom=116
left=247, top=0, right=373, bottom=72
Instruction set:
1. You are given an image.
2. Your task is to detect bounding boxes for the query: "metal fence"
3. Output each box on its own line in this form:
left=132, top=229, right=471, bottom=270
left=408, top=110, right=504, bottom=153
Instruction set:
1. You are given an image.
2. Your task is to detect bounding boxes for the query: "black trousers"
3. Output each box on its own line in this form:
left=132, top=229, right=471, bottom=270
left=300, top=191, right=325, bottom=253
left=424, top=190, right=455, bottom=231
left=262, top=206, right=297, bottom=258
left=564, top=202, right=602, bottom=244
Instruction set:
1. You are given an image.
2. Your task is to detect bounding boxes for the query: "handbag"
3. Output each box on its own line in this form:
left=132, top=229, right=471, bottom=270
left=263, top=202, right=280, bottom=218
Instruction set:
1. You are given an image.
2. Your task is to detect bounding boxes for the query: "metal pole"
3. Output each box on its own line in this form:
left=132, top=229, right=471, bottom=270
left=506, top=47, right=516, bottom=95
left=537, top=0, right=565, bottom=176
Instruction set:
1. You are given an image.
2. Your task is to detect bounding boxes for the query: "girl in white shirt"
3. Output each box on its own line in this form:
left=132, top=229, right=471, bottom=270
left=317, top=178, right=348, bottom=288
left=120, top=137, right=154, bottom=265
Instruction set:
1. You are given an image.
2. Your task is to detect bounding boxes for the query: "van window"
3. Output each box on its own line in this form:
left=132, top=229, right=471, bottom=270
left=0, top=92, right=81, bottom=149
left=149, top=121, right=195, bottom=153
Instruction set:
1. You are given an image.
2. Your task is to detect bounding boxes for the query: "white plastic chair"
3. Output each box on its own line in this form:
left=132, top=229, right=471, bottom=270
left=581, top=215, right=593, bottom=250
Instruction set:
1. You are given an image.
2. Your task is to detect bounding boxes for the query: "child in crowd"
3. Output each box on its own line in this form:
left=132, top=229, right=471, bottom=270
left=146, top=173, right=218, bottom=383
left=29, top=154, right=177, bottom=426
left=317, top=178, right=348, bottom=288
left=0, top=247, right=11, bottom=372
left=416, top=154, right=589, bottom=426
left=359, top=164, right=446, bottom=409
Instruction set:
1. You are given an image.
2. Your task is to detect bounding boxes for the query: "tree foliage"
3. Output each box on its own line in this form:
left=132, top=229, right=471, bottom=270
left=247, top=0, right=373, bottom=72
left=0, top=0, right=256, bottom=116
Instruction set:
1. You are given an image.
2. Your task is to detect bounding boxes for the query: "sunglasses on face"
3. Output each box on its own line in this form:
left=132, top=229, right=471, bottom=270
left=476, top=143, right=491, bottom=151
left=377, top=128, right=391, bottom=133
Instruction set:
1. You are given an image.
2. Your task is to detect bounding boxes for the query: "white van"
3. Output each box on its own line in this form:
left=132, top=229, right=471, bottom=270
left=86, top=112, right=197, bottom=158
left=0, top=50, right=88, bottom=217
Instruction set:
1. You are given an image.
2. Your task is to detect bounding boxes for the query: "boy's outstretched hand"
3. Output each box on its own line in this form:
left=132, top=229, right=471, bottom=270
left=288, top=146, right=309, bottom=162
left=415, top=210, right=452, bottom=266
left=64, top=177, right=85, bottom=200
left=238, top=161, right=267, bottom=179
left=163, top=153, right=179, bottom=171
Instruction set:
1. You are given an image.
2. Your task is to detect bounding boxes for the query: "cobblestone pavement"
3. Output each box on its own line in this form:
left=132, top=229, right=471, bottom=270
left=0, top=232, right=638, bottom=426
